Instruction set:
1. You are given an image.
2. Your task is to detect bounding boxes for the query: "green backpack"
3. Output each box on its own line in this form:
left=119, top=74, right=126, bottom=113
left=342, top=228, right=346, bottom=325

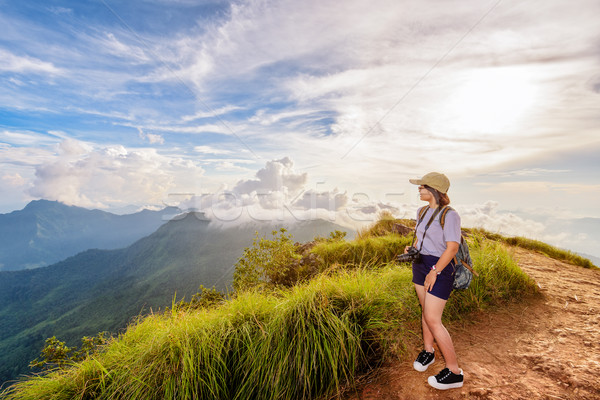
left=417, top=206, right=477, bottom=290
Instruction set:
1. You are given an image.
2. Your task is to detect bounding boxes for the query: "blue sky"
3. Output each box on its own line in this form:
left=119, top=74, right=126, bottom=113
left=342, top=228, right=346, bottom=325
left=1, top=0, right=599, bottom=258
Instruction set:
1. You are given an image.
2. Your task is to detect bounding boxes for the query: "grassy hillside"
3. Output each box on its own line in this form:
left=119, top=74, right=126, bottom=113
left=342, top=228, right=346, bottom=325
left=468, top=228, right=597, bottom=269
left=0, top=215, right=353, bottom=385
left=2, top=215, right=561, bottom=400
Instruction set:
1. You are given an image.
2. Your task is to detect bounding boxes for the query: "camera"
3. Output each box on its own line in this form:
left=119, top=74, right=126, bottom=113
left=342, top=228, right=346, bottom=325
left=396, top=246, right=421, bottom=263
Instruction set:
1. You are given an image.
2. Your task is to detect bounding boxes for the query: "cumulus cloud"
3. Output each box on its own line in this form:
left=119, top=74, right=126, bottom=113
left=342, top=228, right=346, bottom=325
left=292, top=189, right=348, bottom=211
left=28, top=139, right=204, bottom=209
left=232, top=157, right=307, bottom=196
left=171, top=157, right=563, bottom=235
left=170, top=157, right=378, bottom=228
left=57, top=138, right=92, bottom=155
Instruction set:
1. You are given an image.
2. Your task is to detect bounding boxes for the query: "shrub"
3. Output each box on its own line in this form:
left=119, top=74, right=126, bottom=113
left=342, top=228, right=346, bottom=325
left=174, top=285, right=227, bottom=311
left=233, top=228, right=302, bottom=291
left=29, top=333, right=111, bottom=372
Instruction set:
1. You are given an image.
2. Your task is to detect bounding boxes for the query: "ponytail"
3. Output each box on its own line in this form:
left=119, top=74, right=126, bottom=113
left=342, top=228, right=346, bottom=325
left=439, top=192, right=450, bottom=207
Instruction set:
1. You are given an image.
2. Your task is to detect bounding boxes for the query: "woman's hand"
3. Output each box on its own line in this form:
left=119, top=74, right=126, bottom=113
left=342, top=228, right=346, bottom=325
left=424, top=270, right=437, bottom=292
left=404, top=246, right=411, bottom=254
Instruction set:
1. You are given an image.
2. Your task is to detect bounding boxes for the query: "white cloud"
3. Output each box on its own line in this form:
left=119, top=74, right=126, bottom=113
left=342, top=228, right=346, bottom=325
left=292, top=189, right=348, bottom=211
left=8, top=77, right=25, bottom=86
left=139, top=129, right=165, bottom=145
left=99, top=32, right=150, bottom=63
left=57, top=138, right=93, bottom=156
left=0, top=48, right=62, bottom=75
left=1, top=173, right=26, bottom=187
left=232, top=157, right=307, bottom=195
left=125, top=122, right=240, bottom=136
left=214, top=161, right=251, bottom=172
left=458, top=201, right=547, bottom=238
left=181, top=105, right=242, bottom=122
left=0, top=130, right=62, bottom=147
left=170, top=157, right=367, bottom=228
left=194, top=145, right=232, bottom=155
left=47, top=6, right=72, bottom=15
left=455, top=200, right=600, bottom=257
left=27, top=140, right=204, bottom=209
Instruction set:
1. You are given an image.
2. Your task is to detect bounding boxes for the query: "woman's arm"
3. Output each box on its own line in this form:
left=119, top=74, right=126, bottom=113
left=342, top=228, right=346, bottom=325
left=434, top=241, right=459, bottom=272
left=423, top=241, right=459, bottom=291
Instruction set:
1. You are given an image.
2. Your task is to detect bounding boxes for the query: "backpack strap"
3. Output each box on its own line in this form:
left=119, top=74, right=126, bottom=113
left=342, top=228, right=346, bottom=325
left=409, top=206, right=429, bottom=247
left=439, top=206, right=453, bottom=229
left=410, top=205, right=442, bottom=248
left=417, top=206, right=429, bottom=223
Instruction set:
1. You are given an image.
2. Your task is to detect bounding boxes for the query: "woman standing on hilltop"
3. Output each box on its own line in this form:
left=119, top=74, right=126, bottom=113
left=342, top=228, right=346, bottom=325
left=404, top=172, right=464, bottom=390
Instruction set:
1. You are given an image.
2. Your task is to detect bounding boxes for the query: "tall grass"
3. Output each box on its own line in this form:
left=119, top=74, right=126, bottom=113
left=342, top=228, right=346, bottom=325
left=311, top=234, right=412, bottom=269
left=2, top=271, right=405, bottom=400
left=445, top=234, right=539, bottom=318
left=2, top=233, right=538, bottom=400
left=356, top=212, right=414, bottom=239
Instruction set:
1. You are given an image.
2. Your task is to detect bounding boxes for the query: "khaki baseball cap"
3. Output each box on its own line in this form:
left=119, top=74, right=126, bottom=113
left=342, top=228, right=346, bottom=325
left=409, top=172, right=450, bottom=193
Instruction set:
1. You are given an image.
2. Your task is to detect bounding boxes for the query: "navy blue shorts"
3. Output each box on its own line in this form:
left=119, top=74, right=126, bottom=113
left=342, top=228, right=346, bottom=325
left=412, top=254, right=455, bottom=300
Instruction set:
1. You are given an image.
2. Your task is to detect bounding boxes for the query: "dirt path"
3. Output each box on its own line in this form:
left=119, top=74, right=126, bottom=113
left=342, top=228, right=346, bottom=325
left=345, top=248, right=600, bottom=400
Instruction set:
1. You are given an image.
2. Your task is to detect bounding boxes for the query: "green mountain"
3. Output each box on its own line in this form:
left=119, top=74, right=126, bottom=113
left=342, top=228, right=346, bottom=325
left=0, top=200, right=178, bottom=271
left=0, top=212, right=353, bottom=385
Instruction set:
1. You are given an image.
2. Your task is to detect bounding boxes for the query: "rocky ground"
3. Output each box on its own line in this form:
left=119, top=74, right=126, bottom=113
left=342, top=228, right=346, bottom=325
left=345, top=248, right=600, bottom=400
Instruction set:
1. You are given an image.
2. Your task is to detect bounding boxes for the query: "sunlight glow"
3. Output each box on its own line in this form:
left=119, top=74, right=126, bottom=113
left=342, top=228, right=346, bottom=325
left=441, top=67, right=537, bottom=135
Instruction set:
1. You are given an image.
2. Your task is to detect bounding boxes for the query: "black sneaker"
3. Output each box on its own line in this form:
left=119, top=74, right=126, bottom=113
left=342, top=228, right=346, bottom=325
left=413, top=349, right=435, bottom=372
left=427, top=368, right=464, bottom=390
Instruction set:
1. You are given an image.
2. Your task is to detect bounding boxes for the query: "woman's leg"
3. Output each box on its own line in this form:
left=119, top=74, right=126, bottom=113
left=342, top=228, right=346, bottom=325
left=422, top=292, right=460, bottom=374
left=414, top=284, right=435, bottom=352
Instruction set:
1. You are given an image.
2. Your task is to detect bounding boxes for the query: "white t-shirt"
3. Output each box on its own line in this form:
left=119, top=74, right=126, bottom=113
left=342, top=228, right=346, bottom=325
left=415, top=206, right=461, bottom=257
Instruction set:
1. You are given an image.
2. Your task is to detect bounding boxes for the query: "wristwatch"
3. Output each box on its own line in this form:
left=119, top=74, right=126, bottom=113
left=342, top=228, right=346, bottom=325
left=430, top=265, right=441, bottom=275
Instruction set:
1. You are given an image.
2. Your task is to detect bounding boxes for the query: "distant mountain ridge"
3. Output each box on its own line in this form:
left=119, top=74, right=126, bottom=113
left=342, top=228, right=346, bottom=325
left=0, top=200, right=178, bottom=271
left=0, top=211, right=353, bottom=385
